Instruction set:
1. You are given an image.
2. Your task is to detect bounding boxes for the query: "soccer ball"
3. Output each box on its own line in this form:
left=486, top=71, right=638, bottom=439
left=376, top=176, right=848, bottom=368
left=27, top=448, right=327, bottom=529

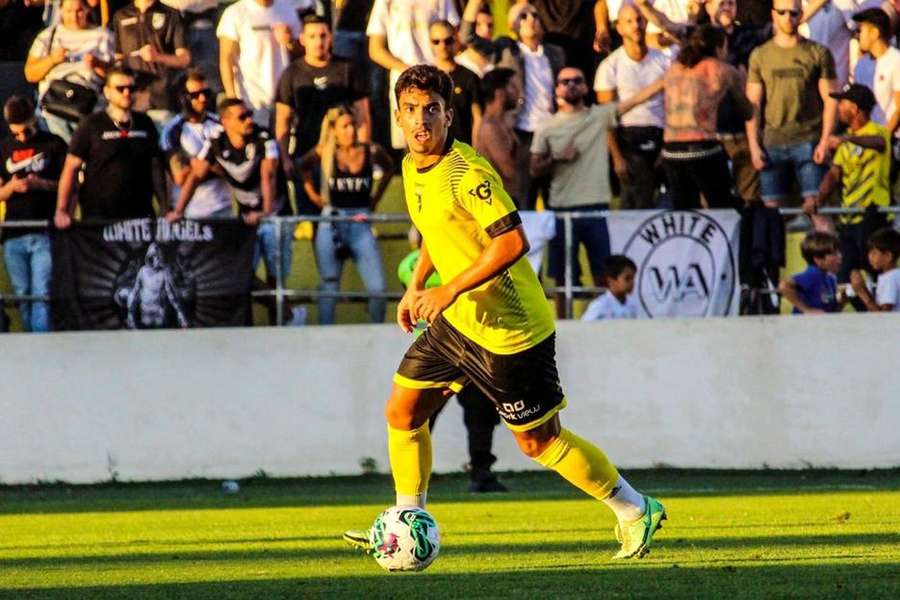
left=369, top=506, right=441, bottom=572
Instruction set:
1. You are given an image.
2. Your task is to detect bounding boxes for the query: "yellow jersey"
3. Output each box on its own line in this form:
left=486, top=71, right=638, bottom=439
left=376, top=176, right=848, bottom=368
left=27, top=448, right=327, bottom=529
left=833, top=120, right=891, bottom=225
left=402, top=140, right=555, bottom=354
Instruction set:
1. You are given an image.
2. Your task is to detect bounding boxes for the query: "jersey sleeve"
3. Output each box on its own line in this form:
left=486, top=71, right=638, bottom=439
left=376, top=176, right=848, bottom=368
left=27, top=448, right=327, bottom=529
left=817, top=44, right=837, bottom=81
left=747, top=46, right=763, bottom=85
left=458, top=165, right=520, bottom=238
left=216, top=5, right=239, bottom=41
left=274, top=66, right=294, bottom=107
left=365, top=0, right=387, bottom=36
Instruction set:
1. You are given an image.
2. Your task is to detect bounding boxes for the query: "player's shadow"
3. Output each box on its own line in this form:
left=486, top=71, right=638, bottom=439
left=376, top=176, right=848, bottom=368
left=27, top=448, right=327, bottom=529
left=3, top=562, right=897, bottom=600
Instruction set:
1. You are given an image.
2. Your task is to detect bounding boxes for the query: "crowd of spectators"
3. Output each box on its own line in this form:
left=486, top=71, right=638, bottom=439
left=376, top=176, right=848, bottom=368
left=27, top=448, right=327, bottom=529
left=2, top=0, right=900, bottom=333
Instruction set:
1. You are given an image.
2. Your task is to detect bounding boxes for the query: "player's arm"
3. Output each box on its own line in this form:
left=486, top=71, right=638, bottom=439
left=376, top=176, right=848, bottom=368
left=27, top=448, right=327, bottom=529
left=412, top=225, right=529, bottom=325
left=745, top=80, right=766, bottom=171
left=616, top=78, right=664, bottom=117
left=815, top=76, right=839, bottom=164
left=54, top=153, right=84, bottom=229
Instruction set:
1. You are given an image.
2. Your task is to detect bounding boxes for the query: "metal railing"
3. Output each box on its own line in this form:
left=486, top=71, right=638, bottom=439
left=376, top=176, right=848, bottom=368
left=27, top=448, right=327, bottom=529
left=1, top=206, right=899, bottom=326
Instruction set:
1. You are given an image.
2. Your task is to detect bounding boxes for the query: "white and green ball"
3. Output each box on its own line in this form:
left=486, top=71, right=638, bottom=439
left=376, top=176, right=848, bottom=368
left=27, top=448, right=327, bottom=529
left=370, top=506, right=441, bottom=572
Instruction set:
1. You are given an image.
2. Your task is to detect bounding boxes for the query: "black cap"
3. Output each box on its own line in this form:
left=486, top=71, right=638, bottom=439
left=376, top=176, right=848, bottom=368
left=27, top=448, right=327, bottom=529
left=830, top=83, right=877, bottom=113
left=852, top=8, right=892, bottom=39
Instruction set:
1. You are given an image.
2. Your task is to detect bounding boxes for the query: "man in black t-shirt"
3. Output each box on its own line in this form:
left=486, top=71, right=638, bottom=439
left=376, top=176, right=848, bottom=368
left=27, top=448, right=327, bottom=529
left=55, top=67, right=166, bottom=228
left=274, top=14, right=369, bottom=215
left=0, top=96, right=66, bottom=332
left=112, top=0, right=190, bottom=121
left=428, top=19, right=482, bottom=145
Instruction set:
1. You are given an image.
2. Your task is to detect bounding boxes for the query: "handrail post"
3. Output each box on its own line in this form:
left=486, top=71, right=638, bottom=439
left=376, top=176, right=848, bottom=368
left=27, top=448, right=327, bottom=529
left=274, top=216, right=285, bottom=326
left=563, top=212, right=574, bottom=319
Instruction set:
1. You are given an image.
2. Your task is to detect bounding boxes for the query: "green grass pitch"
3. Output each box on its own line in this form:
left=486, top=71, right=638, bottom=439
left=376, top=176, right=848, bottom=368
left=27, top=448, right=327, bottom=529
left=1, top=469, right=899, bottom=599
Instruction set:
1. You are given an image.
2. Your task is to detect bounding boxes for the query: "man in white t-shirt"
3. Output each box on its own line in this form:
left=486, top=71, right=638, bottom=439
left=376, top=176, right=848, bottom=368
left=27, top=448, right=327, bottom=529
left=801, top=0, right=884, bottom=87
left=852, top=10, right=900, bottom=136
left=365, top=0, right=458, bottom=148
left=24, top=0, right=113, bottom=142
left=217, top=0, right=306, bottom=125
left=595, top=3, right=668, bottom=209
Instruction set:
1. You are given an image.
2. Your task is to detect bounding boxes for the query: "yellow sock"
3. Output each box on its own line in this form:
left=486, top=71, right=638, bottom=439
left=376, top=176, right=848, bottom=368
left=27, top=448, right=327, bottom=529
left=388, top=422, right=432, bottom=505
left=533, top=428, right=620, bottom=500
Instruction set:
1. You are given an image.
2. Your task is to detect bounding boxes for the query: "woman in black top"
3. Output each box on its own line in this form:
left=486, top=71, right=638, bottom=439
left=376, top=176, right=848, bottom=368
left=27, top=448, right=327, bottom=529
left=298, top=106, right=395, bottom=325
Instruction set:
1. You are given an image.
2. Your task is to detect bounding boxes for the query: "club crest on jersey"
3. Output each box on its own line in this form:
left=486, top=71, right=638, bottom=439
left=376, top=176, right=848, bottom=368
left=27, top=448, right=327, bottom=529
left=414, top=183, right=424, bottom=213
left=152, top=12, right=166, bottom=30
left=468, top=180, right=491, bottom=204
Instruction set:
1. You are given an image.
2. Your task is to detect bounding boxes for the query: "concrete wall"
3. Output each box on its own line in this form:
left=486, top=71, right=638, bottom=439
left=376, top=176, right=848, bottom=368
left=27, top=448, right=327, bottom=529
left=1, top=314, right=898, bottom=484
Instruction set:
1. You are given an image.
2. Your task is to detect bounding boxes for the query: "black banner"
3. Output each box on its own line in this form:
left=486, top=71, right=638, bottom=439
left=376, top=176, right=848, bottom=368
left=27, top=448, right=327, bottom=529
left=51, top=219, right=256, bottom=330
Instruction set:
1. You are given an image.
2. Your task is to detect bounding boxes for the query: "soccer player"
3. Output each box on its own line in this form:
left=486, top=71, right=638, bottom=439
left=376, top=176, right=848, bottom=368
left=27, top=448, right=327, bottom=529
left=343, top=64, right=666, bottom=560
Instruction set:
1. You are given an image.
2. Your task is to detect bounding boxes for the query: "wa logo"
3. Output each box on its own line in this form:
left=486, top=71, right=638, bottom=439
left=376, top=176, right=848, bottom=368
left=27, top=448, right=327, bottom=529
left=622, top=211, right=737, bottom=318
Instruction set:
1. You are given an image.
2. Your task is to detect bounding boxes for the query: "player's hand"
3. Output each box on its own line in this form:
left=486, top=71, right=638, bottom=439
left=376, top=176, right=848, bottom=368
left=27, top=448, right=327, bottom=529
left=138, top=44, right=158, bottom=63
left=54, top=210, right=72, bottom=230
left=165, top=210, right=184, bottom=223
left=397, top=288, right=417, bottom=333
left=813, top=140, right=829, bottom=165
left=411, top=285, right=458, bottom=325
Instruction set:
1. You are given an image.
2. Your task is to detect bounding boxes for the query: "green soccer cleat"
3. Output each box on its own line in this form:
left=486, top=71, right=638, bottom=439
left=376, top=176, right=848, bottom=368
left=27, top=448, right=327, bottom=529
left=342, top=529, right=373, bottom=553
left=611, top=496, right=666, bottom=560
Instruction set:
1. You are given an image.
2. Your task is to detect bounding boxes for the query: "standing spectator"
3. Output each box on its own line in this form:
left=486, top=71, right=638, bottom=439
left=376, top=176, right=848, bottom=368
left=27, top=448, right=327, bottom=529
left=852, top=8, right=900, bottom=178
left=739, top=0, right=773, bottom=25
left=217, top=0, right=304, bottom=126
left=429, top=19, right=482, bottom=145
left=333, top=0, right=375, bottom=68
left=161, top=0, right=223, bottom=96
left=746, top=0, right=838, bottom=224
left=661, top=25, right=752, bottom=209
left=636, top=0, right=771, bottom=204
left=365, top=0, right=459, bottom=149
left=528, top=0, right=607, bottom=80
left=0, top=0, right=44, bottom=62
left=24, top=0, right=113, bottom=143
left=0, top=96, right=66, bottom=332
left=499, top=3, right=565, bottom=209
left=274, top=13, right=370, bottom=216
left=55, top=67, right=166, bottom=228
left=529, top=67, right=622, bottom=317
left=113, top=0, right=191, bottom=128
left=811, top=84, right=890, bottom=289
left=456, top=0, right=495, bottom=77
left=296, top=106, right=394, bottom=325
left=800, top=0, right=882, bottom=88
left=177, top=98, right=303, bottom=325
left=474, top=68, right=520, bottom=206
left=778, top=230, right=844, bottom=313
left=595, top=3, right=669, bottom=209
left=581, top=254, right=639, bottom=320
left=851, top=227, right=900, bottom=311
left=161, top=70, right=231, bottom=220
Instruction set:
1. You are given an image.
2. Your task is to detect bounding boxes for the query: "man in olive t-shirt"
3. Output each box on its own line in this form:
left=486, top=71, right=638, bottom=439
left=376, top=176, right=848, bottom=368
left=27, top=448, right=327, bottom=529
left=746, top=0, right=838, bottom=217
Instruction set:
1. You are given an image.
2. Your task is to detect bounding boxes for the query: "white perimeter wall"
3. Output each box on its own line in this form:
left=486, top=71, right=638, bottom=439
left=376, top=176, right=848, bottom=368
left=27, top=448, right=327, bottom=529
left=1, top=314, right=898, bottom=484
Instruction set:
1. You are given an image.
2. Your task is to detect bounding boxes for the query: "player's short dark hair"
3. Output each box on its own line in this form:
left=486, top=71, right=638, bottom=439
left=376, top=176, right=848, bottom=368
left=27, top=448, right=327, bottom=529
left=302, top=13, right=330, bottom=28
left=3, top=95, right=35, bottom=125
left=480, top=68, right=515, bottom=103
left=867, top=227, right=900, bottom=260
left=394, top=64, right=454, bottom=109
left=800, top=231, right=840, bottom=264
left=217, top=97, right=246, bottom=115
left=104, top=65, right=135, bottom=85
left=604, top=254, right=637, bottom=280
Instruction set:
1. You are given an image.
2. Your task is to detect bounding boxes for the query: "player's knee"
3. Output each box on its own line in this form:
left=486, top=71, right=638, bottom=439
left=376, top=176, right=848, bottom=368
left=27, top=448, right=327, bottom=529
left=384, top=402, right=416, bottom=430
left=515, top=431, right=558, bottom=459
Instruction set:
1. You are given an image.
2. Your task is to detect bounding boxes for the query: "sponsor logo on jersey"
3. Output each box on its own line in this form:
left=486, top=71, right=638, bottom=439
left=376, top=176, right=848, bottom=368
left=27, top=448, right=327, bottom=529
left=622, top=210, right=736, bottom=318
left=6, top=151, right=45, bottom=175
left=313, top=76, right=329, bottom=90
left=101, top=130, right=149, bottom=140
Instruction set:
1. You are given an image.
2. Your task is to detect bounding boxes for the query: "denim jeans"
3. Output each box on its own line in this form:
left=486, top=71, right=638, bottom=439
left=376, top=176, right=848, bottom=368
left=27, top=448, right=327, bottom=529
left=3, top=233, right=52, bottom=332
left=254, top=221, right=294, bottom=283
left=759, top=140, right=828, bottom=202
left=39, top=111, right=77, bottom=144
left=314, top=208, right=386, bottom=325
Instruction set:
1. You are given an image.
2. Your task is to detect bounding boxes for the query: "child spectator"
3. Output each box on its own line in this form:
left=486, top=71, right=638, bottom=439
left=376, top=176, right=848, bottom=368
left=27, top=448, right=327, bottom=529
left=779, top=231, right=845, bottom=314
left=850, top=227, right=900, bottom=312
left=581, top=255, right=638, bottom=320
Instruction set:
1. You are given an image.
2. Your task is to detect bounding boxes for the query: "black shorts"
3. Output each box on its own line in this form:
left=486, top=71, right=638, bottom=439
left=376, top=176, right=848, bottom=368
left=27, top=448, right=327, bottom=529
left=394, top=316, right=567, bottom=431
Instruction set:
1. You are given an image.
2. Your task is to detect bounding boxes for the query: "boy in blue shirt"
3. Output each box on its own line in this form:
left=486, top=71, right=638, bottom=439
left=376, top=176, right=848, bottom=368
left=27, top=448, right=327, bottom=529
left=779, top=231, right=846, bottom=314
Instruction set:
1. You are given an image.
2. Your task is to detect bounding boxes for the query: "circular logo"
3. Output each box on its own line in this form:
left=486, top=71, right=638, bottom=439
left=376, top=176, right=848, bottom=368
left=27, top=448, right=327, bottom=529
left=622, top=211, right=736, bottom=318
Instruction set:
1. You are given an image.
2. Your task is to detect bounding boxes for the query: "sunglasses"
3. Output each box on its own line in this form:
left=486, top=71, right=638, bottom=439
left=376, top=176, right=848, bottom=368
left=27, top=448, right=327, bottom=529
left=430, top=36, right=455, bottom=46
left=113, top=84, right=136, bottom=93
left=773, top=8, right=801, bottom=18
left=557, top=77, right=584, bottom=86
left=234, top=111, right=254, bottom=122
left=187, top=88, right=213, bottom=100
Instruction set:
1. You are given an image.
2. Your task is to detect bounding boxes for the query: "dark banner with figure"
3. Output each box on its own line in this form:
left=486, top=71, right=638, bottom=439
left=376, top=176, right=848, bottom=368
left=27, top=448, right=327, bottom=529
left=51, top=219, right=256, bottom=330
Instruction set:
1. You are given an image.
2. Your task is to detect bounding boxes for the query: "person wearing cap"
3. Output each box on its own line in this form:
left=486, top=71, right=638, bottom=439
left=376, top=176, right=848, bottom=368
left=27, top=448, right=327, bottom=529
left=813, top=83, right=891, bottom=293
left=851, top=7, right=900, bottom=180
